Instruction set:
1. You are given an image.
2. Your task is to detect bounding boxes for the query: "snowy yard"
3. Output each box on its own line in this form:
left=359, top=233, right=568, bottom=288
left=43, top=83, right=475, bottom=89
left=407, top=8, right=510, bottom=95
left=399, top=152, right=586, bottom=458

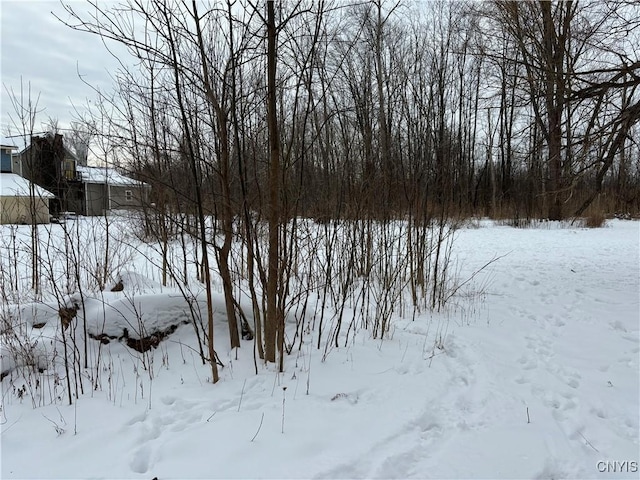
left=1, top=218, right=638, bottom=479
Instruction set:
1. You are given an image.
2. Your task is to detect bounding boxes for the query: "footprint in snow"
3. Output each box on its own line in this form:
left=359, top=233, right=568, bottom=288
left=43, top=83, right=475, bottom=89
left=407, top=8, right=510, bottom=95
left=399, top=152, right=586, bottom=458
left=546, top=364, right=582, bottom=389
left=589, top=406, right=607, bottom=419
left=127, top=396, right=206, bottom=476
left=171, top=410, right=203, bottom=432
left=541, top=391, right=579, bottom=423
left=125, top=411, right=147, bottom=426
left=160, top=395, right=177, bottom=406
left=130, top=445, right=151, bottom=474
left=518, top=354, right=538, bottom=370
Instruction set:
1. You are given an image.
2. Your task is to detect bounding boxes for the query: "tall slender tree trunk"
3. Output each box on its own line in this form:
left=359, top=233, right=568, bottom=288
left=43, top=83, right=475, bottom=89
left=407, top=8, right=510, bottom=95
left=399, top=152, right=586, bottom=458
left=265, top=0, right=281, bottom=366
left=191, top=0, right=241, bottom=350
left=542, top=1, right=568, bottom=220
left=163, top=3, right=219, bottom=383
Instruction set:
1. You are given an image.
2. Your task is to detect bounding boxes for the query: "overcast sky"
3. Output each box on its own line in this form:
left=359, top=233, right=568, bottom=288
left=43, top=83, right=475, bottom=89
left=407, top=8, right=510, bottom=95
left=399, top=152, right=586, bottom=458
left=1, top=1, right=124, bottom=146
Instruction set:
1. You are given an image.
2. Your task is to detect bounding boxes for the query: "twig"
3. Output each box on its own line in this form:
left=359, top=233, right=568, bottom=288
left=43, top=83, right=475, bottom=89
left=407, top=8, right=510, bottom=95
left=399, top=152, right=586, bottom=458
left=251, top=412, right=265, bottom=442
left=206, top=411, right=217, bottom=422
left=237, top=379, right=246, bottom=412
left=42, top=414, right=65, bottom=435
left=0, top=414, right=22, bottom=434
left=271, top=371, right=279, bottom=396
left=579, top=431, right=599, bottom=452
left=443, top=252, right=510, bottom=303
left=281, top=387, right=287, bottom=434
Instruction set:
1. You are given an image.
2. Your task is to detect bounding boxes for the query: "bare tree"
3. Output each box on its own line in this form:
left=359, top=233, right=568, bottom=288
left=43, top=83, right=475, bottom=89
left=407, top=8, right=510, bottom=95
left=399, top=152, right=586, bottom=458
left=483, top=0, right=640, bottom=219
left=4, top=80, right=45, bottom=295
left=66, top=121, right=93, bottom=166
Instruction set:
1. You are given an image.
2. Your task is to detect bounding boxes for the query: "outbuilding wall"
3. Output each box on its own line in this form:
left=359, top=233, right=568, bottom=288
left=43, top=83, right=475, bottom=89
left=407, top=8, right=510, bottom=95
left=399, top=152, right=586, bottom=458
left=0, top=196, right=50, bottom=224
left=109, top=185, right=147, bottom=210
left=85, top=183, right=108, bottom=216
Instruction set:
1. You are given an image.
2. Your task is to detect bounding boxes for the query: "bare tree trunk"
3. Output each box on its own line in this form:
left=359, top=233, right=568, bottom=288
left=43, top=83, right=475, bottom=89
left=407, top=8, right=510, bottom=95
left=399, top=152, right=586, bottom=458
left=191, top=0, right=241, bottom=350
left=542, top=2, right=565, bottom=220
left=162, top=4, right=219, bottom=383
left=265, top=0, right=281, bottom=366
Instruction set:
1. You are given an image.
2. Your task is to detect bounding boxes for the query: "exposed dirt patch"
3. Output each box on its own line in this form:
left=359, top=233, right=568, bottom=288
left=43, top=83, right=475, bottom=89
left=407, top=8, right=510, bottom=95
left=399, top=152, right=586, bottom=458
left=123, top=323, right=184, bottom=353
left=89, top=321, right=189, bottom=353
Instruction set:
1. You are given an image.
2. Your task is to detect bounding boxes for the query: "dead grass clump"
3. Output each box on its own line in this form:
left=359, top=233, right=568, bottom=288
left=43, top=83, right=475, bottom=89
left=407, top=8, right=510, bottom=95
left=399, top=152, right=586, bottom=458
left=583, top=211, right=607, bottom=228
left=580, top=203, right=608, bottom=228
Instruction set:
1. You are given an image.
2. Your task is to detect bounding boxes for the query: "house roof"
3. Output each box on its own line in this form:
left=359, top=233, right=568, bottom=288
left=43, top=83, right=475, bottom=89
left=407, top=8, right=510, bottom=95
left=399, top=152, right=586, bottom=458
left=0, top=174, right=55, bottom=198
left=15, top=139, right=76, bottom=158
left=77, top=166, right=148, bottom=186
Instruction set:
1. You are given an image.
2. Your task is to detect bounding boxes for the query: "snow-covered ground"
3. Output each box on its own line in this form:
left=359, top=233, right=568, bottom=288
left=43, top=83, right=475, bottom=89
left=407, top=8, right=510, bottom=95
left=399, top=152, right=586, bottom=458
left=1, top=218, right=638, bottom=479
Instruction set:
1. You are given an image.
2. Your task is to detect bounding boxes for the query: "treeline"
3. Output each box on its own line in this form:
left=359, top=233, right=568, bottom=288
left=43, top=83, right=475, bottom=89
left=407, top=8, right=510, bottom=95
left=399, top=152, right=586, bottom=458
left=61, top=0, right=640, bottom=223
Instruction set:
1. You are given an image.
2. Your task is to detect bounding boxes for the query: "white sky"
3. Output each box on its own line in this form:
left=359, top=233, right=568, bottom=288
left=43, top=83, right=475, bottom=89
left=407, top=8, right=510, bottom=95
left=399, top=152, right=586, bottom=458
left=1, top=1, right=124, bottom=143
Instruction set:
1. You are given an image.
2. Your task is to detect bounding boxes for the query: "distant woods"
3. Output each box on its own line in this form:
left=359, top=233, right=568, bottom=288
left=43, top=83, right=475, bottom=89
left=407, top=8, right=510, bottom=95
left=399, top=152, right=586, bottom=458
left=57, top=0, right=640, bottom=222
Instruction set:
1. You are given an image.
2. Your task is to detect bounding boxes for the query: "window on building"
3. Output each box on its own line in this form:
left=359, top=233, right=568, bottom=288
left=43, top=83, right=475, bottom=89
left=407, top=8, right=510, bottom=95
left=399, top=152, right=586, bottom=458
left=125, top=190, right=133, bottom=202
